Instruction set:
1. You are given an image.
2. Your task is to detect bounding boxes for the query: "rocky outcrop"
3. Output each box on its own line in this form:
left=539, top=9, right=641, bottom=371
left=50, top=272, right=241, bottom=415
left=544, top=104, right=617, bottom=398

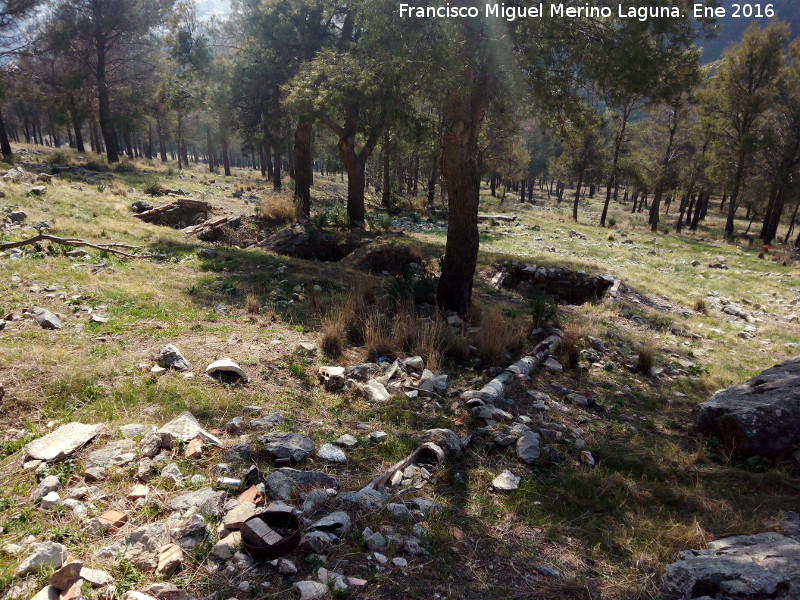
left=662, top=532, right=800, bottom=599
left=694, top=356, right=800, bottom=456
left=490, top=261, right=617, bottom=304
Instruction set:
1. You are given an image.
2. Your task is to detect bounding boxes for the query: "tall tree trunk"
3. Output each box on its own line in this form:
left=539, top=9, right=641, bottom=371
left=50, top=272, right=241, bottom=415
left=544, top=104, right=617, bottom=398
left=206, top=129, right=215, bottom=172
left=96, top=48, right=119, bottom=163
left=259, top=143, right=267, bottom=178
left=0, top=108, right=12, bottom=159
left=157, top=116, right=167, bottom=162
left=381, top=131, right=391, bottom=208
left=293, top=121, right=313, bottom=220
left=783, top=197, right=800, bottom=243
left=67, top=98, right=85, bottom=153
left=272, top=144, right=282, bottom=190
left=221, top=135, right=231, bottom=176
left=427, top=153, right=438, bottom=207
left=572, top=171, right=584, bottom=222
left=690, top=190, right=706, bottom=231
left=437, top=80, right=488, bottom=314
left=123, top=129, right=134, bottom=158
left=649, top=185, right=663, bottom=232
left=675, top=191, right=690, bottom=233
left=725, top=150, right=746, bottom=234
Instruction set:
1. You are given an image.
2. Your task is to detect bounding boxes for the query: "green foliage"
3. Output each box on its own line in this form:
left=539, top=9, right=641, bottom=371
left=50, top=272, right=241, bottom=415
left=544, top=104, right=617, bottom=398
left=528, top=287, right=558, bottom=327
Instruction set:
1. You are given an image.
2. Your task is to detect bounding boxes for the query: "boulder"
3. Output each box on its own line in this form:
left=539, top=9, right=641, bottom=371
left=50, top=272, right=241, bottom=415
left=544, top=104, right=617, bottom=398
left=339, top=241, right=422, bottom=275
left=15, top=542, right=67, bottom=576
left=662, top=532, right=800, bottom=599
left=168, top=488, right=226, bottom=518
left=694, top=356, right=800, bottom=456
left=31, top=308, right=61, bottom=330
left=86, top=439, right=135, bottom=467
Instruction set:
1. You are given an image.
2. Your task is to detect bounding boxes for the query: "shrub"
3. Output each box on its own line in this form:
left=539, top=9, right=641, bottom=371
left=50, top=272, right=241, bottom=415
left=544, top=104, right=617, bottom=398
left=45, top=149, right=74, bottom=169
left=113, top=158, right=137, bottom=173
left=320, top=314, right=345, bottom=358
left=143, top=178, right=165, bottom=196
left=558, top=324, right=583, bottom=369
left=83, top=158, right=108, bottom=172
left=607, top=215, right=617, bottom=227
left=528, top=287, right=558, bottom=328
left=364, top=312, right=394, bottom=362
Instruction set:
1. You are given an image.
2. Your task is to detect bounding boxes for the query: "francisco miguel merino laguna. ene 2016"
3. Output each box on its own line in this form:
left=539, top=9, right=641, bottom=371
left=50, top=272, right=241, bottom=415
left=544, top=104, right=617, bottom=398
left=399, top=2, right=685, bottom=22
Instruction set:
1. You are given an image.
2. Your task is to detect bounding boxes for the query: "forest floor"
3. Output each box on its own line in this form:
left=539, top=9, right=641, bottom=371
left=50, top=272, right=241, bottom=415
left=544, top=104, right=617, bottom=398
left=1, top=145, right=799, bottom=600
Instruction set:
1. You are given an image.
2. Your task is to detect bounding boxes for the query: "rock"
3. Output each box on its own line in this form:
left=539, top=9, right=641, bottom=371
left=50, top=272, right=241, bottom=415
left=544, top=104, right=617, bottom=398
left=516, top=431, right=541, bottom=464
left=543, top=357, right=563, bottom=373
left=86, top=439, right=135, bottom=467
left=365, top=532, right=387, bottom=550
left=184, top=437, right=203, bottom=459
left=211, top=531, right=241, bottom=560
left=156, top=344, right=191, bottom=371
left=79, top=567, right=114, bottom=587
left=142, top=583, right=195, bottom=600
left=293, top=580, right=328, bottom=600
left=160, top=463, right=183, bottom=487
left=261, top=432, right=315, bottom=464
left=156, top=543, right=182, bottom=577
left=120, top=424, right=149, bottom=438
left=661, top=532, right=800, bottom=599
left=370, top=431, right=388, bottom=443
left=346, top=363, right=383, bottom=381
left=107, top=523, right=170, bottom=570
left=48, top=560, right=83, bottom=591
left=362, top=379, right=391, bottom=402
left=537, top=566, right=561, bottom=577
left=15, top=542, right=67, bottom=576
left=31, top=308, right=61, bottom=329
left=251, top=412, right=283, bottom=428
left=40, top=492, right=60, bottom=509
left=266, top=468, right=338, bottom=501
left=8, top=210, right=27, bottom=223
left=205, top=358, right=249, bottom=383
left=224, top=503, right=258, bottom=529
left=128, top=484, right=149, bottom=499
left=139, top=431, right=172, bottom=458
left=387, top=503, right=411, bottom=519
left=419, top=428, right=462, bottom=457
left=24, top=422, right=103, bottom=463
left=277, top=558, right=298, bottom=575
left=32, top=475, right=60, bottom=501
left=159, top=412, right=220, bottom=445
left=121, top=593, right=159, bottom=600
left=373, top=552, right=388, bottom=564
left=566, top=393, right=589, bottom=407
left=392, top=557, right=408, bottom=567
left=491, top=469, right=521, bottom=491
left=308, top=511, right=351, bottom=537
left=694, top=355, right=800, bottom=456
left=339, top=240, right=422, bottom=275
left=84, top=467, right=106, bottom=482
left=168, top=488, right=226, bottom=517
left=332, top=434, right=358, bottom=449
left=29, top=586, right=59, bottom=600
left=317, top=443, right=346, bottom=463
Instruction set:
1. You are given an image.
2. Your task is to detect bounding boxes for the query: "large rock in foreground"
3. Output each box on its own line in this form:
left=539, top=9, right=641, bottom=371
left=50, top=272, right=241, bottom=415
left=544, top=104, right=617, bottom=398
left=662, top=532, right=800, bottom=599
left=24, top=422, right=104, bottom=463
left=694, top=356, right=800, bottom=456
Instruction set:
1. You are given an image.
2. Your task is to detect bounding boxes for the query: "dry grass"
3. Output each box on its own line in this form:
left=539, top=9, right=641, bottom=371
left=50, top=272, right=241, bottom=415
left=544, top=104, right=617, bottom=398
left=320, top=314, right=345, bottom=358
left=473, top=306, right=529, bottom=367
left=259, top=194, right=296, bottom=223
left=636, top=344, right=656, bottom=374
left=245, top=293, right=261, bottom=314
left=693, top=298, right=708, bottom=314
left=557, top=323, right=584, bottom=369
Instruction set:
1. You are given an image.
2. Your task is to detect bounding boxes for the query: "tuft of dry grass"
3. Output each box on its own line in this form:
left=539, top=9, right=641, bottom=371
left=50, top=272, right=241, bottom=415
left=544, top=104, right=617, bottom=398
left=636, top=344, right=656, bottom=374
left=473, top=306, right=528, bottom=367
left=320, top=314, right=345, bottom=358
left=259, top=194, right=296, bottom=223
left=364, top=312, right=394, bottom=361
left=558, top=323, right=584, bottom=369
left=245, top=293, right=261, bottom=314
left=693, top=298, right=707, bottom=314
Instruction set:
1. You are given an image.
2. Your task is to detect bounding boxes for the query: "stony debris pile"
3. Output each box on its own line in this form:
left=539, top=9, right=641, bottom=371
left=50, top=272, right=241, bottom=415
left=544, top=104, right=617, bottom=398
left=8, top=401, right=452, bottom=600
left=318, top=356, right=448, bottom=402
left=490, top=261, right=618, bottom=304
left=145, top=344, right=249, bottom=384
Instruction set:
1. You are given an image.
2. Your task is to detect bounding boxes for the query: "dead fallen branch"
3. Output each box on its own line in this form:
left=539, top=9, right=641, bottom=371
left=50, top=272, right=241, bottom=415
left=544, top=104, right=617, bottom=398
left=0, top=234, right=144, bottom=258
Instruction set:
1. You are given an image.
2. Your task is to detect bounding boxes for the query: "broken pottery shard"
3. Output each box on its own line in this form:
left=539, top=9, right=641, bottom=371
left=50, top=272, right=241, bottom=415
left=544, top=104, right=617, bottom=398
left=205, top=358, right=249, bottom=383
left=24, top=422, right=104, bottom=463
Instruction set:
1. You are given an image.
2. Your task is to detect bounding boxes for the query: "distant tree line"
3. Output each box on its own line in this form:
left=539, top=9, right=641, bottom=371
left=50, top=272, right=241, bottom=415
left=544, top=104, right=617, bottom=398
left=1, top=0, right=798, bottom=311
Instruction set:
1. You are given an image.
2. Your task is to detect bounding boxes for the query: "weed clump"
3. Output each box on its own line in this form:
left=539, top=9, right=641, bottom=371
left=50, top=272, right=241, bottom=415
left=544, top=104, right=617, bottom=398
left=636, top=344, right=656, bottom=374
left=259, top=195, right=295, bottom=224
